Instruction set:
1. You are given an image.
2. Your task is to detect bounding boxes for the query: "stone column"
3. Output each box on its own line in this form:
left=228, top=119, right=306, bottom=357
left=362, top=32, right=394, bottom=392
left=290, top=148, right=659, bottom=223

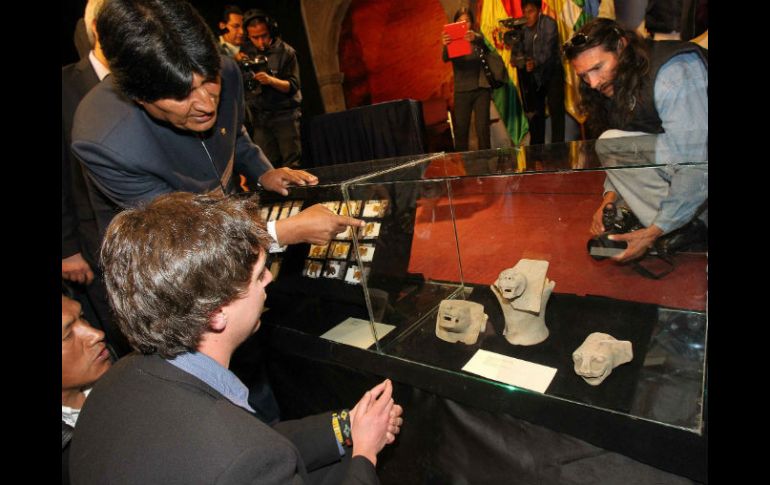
left=300, top=0, right=352, bottom=113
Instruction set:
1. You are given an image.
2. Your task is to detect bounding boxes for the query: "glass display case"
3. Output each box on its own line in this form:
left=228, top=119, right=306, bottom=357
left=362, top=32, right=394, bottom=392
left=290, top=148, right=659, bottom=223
left=258, top=131, right=708, bottom=473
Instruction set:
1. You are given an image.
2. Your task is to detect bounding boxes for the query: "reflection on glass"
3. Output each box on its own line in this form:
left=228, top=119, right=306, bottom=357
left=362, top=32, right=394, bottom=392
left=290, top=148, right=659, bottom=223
left=260, top=136, right=707, bottom=435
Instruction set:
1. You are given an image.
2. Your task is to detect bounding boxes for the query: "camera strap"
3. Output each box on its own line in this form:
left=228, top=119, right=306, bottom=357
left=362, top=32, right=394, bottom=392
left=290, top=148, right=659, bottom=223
left=630, top=252, right=675, bottom=280
left=476, top=46, right=505, bottom=90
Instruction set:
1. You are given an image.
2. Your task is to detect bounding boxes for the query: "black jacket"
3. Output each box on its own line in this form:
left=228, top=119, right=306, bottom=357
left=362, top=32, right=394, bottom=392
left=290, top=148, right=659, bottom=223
left=70, top=354, right=378, bottom=484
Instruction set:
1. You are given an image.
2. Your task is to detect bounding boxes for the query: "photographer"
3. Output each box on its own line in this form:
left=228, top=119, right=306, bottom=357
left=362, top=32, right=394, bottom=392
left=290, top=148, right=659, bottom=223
left=241, top=9, right=303, bottom=169
left=519, top=0, right=564, bottom=145
left=564, top=18, right=707, bottom=263
left=441, top=7, right=493, bottom=152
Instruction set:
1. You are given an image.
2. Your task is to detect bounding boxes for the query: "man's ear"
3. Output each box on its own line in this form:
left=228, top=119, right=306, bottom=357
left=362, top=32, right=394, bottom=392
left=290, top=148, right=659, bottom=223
left=618, top=36, right=628, bottom=53
left=209, top=310, right=228, bottom=332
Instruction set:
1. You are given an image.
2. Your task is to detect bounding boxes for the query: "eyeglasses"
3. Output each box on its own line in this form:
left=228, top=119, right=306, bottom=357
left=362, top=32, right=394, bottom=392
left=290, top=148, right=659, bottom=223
left=562, top=32, right=590, bottom=52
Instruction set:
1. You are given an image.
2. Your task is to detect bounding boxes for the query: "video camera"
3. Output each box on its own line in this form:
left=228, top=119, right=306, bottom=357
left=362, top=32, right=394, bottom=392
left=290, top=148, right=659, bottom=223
left=587, top=202, right=642, bottom=260
left=497, top=17, right=528, bottom=69
left=238, top=54, right=270, bottom=91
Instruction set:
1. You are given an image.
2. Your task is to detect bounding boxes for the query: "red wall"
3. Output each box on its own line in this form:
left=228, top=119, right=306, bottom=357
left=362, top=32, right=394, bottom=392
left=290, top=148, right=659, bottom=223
left=339, top=0, right=454, bottom=109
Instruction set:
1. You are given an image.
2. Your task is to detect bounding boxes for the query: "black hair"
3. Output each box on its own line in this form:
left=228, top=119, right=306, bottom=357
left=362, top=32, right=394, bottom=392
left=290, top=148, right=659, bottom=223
left=563, top=18, right=650, bottom=135
left=453, top=7, right=475, bottom=28
left=220, top=4, right=242, bottom=24
left=97, top=0, right=222, bottom=102
left=243, top=9, right=280, bottom=38
left=521, top=0, right=542, bottom=9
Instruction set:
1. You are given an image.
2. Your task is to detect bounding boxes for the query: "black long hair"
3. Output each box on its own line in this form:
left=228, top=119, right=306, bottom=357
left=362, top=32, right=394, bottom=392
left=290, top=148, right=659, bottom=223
left=564, top=18, right=650, bottom=136
left=453, top=7, right=476, bottom=29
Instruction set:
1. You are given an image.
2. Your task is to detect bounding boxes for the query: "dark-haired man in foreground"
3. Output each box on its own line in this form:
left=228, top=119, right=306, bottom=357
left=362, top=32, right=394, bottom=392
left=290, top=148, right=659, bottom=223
left=71, top=0, right=359, bottom=247
left=69, top=192, right=403, bottom=484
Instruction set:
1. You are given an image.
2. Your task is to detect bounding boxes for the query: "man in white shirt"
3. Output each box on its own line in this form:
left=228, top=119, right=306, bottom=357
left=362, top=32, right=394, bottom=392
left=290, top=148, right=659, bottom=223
left=218, top=5, right=249, bottom=62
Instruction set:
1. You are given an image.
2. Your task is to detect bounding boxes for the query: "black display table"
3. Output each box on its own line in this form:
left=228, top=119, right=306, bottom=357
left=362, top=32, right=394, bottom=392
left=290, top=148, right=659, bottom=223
left=231, top=299, right=707, bottom=484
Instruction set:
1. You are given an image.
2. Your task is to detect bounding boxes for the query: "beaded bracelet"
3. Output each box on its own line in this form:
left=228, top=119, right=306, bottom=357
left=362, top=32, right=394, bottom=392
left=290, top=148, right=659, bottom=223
left=331, top=413, right=344, bottom=445
left=337, top=409, right=353, bottom=447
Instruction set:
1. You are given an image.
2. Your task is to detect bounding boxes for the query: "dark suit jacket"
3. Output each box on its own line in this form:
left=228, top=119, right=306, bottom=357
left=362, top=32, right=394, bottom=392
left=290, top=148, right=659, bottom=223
left=71, top=57, right=274, bottom=236
left=442, top=36, right=490, bottom=92
left=62, top=56, right=100, bottom=262
left=69, top=354, right=378, bottom=484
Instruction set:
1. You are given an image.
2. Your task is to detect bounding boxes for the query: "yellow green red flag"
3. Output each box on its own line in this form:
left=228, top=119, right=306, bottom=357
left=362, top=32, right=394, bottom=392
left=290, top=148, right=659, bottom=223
left=479, top=0, right=529, bottom=145
left=547, top=0, right=593, bottom=124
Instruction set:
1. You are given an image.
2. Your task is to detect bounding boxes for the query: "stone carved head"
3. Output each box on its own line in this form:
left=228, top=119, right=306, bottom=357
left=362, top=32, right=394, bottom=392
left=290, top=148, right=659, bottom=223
left=494, top=268, right=527, bottom=301
left=572, top=332, right=633, bottom=385
left=435, top=300, right=488, bottom=345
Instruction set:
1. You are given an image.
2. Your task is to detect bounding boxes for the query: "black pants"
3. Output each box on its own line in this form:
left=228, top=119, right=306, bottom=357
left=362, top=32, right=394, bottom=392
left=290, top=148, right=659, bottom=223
left=453, top=88, right=491, bottom=151
left=522, top=71, right=565, bottom=146
left=252, top=114, right=302, bottom=168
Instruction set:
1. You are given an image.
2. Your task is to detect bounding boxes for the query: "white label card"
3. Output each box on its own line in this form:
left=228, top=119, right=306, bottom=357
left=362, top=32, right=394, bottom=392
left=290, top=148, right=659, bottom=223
left=320, top=317, right=395, bottom=349
left=461, top=349, right=557, bottom=393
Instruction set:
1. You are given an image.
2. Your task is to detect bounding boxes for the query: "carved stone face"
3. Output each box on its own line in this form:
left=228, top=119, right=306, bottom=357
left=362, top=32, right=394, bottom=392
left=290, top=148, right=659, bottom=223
left=435, top=300, right=488, bottom=345
left=572, top=332, right=633, bottom=385
left=438, top=303, right=471, bottom=334
left=572, top=350, right=613, bottom=385
left=496, top=269, right=527, bottom=300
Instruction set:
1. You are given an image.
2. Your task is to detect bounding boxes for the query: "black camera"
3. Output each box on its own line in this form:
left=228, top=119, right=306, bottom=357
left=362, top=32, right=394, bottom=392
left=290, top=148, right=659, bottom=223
left=238, top=54, right=270, bottom=91
left=498, top=17, right=527, bottom=69
left=587, top=202, right=642, bottom=260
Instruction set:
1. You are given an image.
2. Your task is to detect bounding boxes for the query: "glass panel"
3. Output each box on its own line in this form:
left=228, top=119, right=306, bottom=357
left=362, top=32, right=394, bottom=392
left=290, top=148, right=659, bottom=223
left=258, top=183, right=374, bottom=342
left=262, top=131, right=707, bottom=433
left=347, top=132, right=707, bottom=433
left=341, top=176, right=465, bottom=353
left=356, top=131, right=709, bottom=182
left=306, top=153, right=438, bottom=185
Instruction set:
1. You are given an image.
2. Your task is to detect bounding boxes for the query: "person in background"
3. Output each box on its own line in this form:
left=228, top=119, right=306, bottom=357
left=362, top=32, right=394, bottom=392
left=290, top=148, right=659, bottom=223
left=520, top=0, right=565, bottom=145
left=441, top=7, right=493, bottom=152
left=218, top=4, right=249, bottom=61
left=241, top=9, right=304, bottom=169
left=69, top=191, right=404, bottom=484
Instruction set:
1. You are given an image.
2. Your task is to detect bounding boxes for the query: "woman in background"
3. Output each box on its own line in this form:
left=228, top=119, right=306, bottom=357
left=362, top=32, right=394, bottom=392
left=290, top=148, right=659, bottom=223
left=442, top=7, right=492, bottom=151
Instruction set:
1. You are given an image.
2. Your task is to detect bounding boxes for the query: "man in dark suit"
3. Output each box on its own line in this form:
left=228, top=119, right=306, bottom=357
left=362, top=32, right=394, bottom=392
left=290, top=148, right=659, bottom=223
left=69, top=192, right=404, bottom=484
left=71, top=0, right=357, bottom=248
left=61, top=292, right=113, bottom=485
left=62, top=0, right=131, bottom=357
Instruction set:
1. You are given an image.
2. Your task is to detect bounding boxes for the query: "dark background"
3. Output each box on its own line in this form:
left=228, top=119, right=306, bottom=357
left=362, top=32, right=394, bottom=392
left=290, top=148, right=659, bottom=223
left=61, top=0, right=325, bottom=119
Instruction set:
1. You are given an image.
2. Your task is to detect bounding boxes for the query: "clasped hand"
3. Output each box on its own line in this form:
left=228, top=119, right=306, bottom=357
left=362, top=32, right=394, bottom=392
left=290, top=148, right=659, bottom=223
left=349, top=379, right=404, bottom=466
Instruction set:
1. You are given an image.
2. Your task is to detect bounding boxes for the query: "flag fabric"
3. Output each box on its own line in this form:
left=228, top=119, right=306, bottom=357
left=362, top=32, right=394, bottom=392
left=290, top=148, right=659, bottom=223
left=548, top=0, right=595, bottom=124
left=479, top=0, right=529, bottom=146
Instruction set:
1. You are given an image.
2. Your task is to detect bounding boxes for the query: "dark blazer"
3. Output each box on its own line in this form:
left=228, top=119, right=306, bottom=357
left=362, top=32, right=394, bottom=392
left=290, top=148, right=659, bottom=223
left=62, top=56, right=100, bottom=262
left=69, top=354, right=378, bottom=485
left=71, top=57, right=274, bottom=236
left=442, top=36, right=490, bottom=92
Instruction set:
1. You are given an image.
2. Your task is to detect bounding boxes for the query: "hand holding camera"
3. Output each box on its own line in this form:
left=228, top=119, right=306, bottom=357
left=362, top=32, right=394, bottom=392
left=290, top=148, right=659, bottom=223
left=498, top=17, right=527, bottom=69
left=605, top=225, right=664, bottom=263
left=254, top=71, right=274, bottom=86
left=238, top=54, right=270, bottom=91
left=587, top=202, right=643, bottom=260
